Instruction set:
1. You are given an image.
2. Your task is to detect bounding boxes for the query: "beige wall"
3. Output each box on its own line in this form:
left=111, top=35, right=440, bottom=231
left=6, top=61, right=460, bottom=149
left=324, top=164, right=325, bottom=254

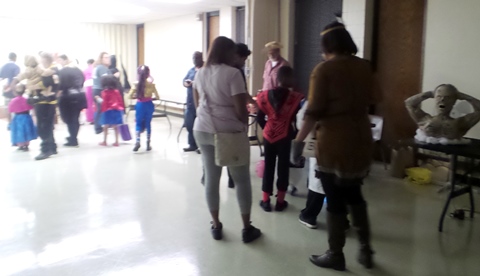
left=144, top=7, right=240, bottom=102
left=0, top=19, right=137, bottom=83
left=145, top=14, right=203, bottom=102
left=422, top=0, right=480, bottom=138
left=246, top=0, right=295, bottom=93
left=219, top=6, right=236, bottom=38
left=246, top=0, right=281, bottom=94
left=342, top=0, right=374, bottom=59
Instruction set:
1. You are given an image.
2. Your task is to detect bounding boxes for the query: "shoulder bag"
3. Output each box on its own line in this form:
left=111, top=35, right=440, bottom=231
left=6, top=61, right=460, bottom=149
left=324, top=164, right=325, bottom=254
left=202, top=82, right=250, bottom=167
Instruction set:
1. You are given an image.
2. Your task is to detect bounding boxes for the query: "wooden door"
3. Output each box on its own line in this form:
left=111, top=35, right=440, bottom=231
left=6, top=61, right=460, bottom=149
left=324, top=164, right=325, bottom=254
left=137, top=24, right=145, bottom=66
left=373, top=0, right=426, bottom=145
left=208, top=15, right=220, bottom=52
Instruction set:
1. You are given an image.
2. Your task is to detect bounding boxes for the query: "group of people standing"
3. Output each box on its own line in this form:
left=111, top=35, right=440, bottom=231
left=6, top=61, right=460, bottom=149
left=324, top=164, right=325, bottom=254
left=186, top=20, right=379, bottom=272
left=2, top=52, right=83, bottom=160
left=1, top=50, right=160, bottom=159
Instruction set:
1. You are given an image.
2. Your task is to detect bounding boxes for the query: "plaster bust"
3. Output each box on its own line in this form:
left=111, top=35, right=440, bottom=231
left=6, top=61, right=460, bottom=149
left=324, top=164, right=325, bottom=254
left=405, top=84, right=480, bottom=143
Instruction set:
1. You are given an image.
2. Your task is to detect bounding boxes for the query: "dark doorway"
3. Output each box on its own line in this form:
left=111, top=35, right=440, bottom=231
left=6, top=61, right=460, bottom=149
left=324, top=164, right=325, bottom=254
left=236, top=6, right=246, bottom=43
left=294, top=0, right=343, bottom=93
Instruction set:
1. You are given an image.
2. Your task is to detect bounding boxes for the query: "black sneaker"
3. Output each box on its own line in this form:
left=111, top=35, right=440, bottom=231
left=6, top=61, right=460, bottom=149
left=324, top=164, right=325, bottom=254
left=358, top=245, right=374, bottom=269
left=299, top=214, right=318, bottom=229
left=242, top=225, right=262, bottom=243
left=183, top=147, right=198, bottom=152
left=133, top=142, right=141, bottom=152
left=18, top=146, right=29, bottom=152
left=275, top=201, right=289, bottom=212
left=146, top=142, right=152, bottom=151
left=211, top=222, right=223, bottom=240
left=35, top=152, right=52, bottom=161
left=259, top=200, right=272, bottom=212
left=64, top=142, right=79, bottom=147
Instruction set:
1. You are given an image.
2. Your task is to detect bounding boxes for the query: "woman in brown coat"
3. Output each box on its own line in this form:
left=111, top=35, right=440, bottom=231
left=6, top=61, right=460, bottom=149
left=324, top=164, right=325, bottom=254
left=293, top=21, right=381, bottom=271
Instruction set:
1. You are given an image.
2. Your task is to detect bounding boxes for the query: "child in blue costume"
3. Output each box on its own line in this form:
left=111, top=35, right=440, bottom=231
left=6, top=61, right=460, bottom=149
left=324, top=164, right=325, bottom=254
left=128, top=65, right=160, bottom=152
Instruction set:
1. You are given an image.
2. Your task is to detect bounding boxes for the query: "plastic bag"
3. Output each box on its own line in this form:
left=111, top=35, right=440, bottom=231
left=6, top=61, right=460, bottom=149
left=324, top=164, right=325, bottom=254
left=405, top=167, right=432, bottom=185
left=255, top=160, right=265, bottom=178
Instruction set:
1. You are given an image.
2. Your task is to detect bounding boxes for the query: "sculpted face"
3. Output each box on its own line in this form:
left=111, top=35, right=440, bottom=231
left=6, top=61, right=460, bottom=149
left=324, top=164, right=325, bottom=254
left=435, top=85, right=457, bottom=116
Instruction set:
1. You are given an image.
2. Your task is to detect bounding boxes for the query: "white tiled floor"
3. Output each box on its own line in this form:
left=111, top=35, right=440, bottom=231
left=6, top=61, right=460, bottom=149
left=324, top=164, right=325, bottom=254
left=0, top=116, right=479, bottom=276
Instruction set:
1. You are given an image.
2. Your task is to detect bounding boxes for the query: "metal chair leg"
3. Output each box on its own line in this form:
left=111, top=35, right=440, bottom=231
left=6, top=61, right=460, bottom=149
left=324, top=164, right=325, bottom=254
left=177, top=127, right=184, bottom=143
left=166, top=115, right=172, bottom=130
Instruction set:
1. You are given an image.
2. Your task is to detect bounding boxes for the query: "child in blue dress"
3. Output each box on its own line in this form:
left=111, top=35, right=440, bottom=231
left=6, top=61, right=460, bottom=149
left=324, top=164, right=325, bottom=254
left=8, top=84, right=37, bottom=151
left=96, top=75, right=125, bottom=146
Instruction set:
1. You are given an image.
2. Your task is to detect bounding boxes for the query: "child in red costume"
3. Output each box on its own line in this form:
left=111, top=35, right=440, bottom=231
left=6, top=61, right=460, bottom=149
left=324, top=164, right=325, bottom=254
left=256, top=66, right=304, bottom=212
left=96, top=75, right=125, bottom=146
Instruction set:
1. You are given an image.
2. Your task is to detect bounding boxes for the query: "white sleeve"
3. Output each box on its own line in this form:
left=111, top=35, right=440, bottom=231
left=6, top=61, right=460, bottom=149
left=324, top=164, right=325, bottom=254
left=230, top=70, right=246, bottom=96
left=296, top=100, right=308, bottom=129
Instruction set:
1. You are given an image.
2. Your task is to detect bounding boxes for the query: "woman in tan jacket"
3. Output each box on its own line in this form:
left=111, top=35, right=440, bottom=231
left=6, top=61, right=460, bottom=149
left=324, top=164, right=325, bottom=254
left=293, top=21, right=381, bottom=271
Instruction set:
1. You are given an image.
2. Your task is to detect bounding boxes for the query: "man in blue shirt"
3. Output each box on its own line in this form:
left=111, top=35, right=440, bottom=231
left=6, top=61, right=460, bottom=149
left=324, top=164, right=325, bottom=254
left=182, top=51, right=204, bottom=152
left=1, top=53, right=20, bottom=130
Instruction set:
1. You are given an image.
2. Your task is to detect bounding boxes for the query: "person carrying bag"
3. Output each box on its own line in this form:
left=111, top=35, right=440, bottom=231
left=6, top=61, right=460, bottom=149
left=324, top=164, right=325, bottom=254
left=192, top=36, right=261, bottom=243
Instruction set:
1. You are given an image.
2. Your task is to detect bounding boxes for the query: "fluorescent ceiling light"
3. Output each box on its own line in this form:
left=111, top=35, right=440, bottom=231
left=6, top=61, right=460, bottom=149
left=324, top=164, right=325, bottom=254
left=150, top=0, right=201, bottom=4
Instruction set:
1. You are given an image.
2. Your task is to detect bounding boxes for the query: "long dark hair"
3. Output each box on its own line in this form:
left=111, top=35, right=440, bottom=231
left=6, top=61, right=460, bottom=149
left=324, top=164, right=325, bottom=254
left=206, top=36, right=236, bottom=66
left=109, top=55, right=117, bottom=69
left=271, top=66, right=295, bottom=112
left=137, top=65, right=150, bottom=99
left=101, top=75, right=118, bottom=90
left=321, top=22, right=357, bottom=56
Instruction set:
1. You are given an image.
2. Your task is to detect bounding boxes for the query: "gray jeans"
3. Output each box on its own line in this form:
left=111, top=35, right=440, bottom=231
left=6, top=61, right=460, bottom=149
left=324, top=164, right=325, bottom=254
left=194, top=131, right=252, bottom=214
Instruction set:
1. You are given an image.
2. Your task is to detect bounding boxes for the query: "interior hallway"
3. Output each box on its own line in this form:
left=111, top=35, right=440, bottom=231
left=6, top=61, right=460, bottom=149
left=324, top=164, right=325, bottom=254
left=0, top=117, right=479, bottom=276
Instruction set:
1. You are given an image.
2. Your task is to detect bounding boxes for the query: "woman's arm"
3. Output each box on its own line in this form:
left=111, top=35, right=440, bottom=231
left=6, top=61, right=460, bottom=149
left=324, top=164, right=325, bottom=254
left=183, top=71, right=192, bottom=88
left=230, top=71, right=249, bottom=125
left=193, top=88, right=199, bottom=109
left=256, top=109, right=266, bottom=129
left=232, top=93, right=248, bottom=125
left=295, top=116, right=316, bottom=142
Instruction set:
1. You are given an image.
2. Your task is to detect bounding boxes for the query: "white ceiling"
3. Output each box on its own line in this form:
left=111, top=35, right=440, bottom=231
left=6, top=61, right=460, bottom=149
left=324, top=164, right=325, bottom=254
left=0, top=0, right=246, bottom=24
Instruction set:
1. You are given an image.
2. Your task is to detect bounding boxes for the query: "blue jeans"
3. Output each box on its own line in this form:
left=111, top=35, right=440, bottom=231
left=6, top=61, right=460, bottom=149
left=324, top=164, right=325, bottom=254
left=184, top=107, right=197, bottom=149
